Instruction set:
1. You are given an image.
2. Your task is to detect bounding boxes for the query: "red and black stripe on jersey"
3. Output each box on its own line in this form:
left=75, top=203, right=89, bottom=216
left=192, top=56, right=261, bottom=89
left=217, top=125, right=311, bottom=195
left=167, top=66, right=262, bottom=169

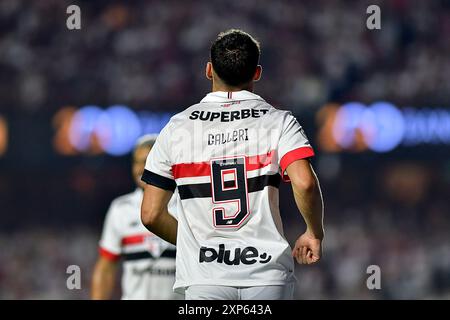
left=177, top=174, right=280, bottom=200
left=100, top=233, right=177, bottom=262
left=142, top=151, right=281, bottom=199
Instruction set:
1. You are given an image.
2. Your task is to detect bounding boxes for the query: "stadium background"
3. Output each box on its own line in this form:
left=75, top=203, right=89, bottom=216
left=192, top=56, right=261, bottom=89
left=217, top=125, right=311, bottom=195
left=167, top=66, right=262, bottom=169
left=1, top=0, right=449, bottom=299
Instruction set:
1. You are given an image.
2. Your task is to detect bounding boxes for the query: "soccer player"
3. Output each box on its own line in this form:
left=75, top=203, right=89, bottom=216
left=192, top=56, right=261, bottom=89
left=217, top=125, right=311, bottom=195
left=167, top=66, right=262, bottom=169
left=91, top=135, right=181, bottom=300
left=140, top=29, right=324, bottom=300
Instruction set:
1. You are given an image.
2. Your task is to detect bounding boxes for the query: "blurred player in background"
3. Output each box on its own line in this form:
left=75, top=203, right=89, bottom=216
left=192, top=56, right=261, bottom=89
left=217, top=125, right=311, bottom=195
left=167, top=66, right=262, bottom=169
left=140, top=29, right=324, bottom=300
left=91, top=135, right=181, bottom=300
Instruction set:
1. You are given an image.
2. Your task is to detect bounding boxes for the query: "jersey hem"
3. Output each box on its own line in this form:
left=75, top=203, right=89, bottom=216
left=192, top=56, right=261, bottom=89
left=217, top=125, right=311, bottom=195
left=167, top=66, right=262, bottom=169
left=174, top=279, right=292, bottom=294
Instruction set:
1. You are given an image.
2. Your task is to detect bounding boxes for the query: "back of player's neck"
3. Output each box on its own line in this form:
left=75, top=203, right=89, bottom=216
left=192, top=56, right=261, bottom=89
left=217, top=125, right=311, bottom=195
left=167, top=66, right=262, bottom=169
left=212, top=82, right=253, bottom=93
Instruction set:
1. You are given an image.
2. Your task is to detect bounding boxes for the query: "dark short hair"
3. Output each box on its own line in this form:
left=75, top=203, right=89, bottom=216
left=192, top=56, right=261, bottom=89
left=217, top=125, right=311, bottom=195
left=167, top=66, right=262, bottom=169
left=210, top=29, right=261, bottom=87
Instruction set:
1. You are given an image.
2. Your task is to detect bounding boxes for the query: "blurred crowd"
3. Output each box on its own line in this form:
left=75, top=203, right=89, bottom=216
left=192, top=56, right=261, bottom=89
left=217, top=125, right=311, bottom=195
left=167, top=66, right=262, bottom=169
left=0, top=228, right=98, bottom=299
left=0, top=0, right=449, bottom=114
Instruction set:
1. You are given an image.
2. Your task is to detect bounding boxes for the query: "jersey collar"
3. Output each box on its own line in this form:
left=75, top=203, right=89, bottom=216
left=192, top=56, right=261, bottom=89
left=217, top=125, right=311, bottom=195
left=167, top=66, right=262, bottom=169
left=200, top=90, right=265, bottom=103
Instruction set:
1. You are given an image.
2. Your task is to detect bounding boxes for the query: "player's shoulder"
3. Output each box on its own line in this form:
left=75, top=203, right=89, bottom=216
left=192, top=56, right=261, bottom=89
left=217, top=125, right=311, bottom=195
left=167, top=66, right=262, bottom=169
left=264, top=103, right=291, bottom=115
left=171, top=103, right=203, bottom=121
left=263, top=104, right=296, bottom=122
left=160, top=103, right=202, bottom=131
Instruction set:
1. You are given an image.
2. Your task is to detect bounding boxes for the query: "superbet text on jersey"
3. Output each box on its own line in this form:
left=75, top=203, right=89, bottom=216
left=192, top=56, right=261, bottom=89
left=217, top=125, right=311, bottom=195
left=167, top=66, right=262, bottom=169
left=142, top=90, right=314, bottom=294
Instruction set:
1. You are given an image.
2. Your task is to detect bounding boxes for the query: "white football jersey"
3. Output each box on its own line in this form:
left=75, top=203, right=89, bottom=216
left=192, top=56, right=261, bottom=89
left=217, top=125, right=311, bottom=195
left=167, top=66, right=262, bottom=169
left=142, top=90, right=314, bottom=294
left=98, top=188, right=182, bottom=299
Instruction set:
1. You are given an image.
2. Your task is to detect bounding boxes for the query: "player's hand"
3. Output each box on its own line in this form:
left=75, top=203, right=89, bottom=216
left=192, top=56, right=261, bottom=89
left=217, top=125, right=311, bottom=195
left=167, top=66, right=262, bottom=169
left=292, top=230, right=323, bottom=265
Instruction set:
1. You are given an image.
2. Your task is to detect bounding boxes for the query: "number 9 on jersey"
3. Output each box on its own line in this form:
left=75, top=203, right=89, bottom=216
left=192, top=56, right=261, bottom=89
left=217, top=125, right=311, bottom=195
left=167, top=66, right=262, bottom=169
left=210, top=156, right=250, bottom=229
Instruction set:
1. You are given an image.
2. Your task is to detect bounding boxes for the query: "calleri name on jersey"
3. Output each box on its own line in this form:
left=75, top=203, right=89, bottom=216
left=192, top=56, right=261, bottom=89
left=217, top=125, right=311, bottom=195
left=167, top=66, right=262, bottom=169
left=142, top=90, right=315, bottom=293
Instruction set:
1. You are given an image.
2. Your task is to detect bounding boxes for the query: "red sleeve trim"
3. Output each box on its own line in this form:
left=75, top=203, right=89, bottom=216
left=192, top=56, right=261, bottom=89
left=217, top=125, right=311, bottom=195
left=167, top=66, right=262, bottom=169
left=99, top=247, right=120, bottom=262
left=280, top=146, right=315, bottom=182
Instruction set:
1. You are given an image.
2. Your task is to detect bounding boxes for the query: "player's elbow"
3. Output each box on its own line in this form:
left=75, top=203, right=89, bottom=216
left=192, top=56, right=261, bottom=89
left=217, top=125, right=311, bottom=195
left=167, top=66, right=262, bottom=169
left=140, top=206, right=160, bottom=228
left=291, top=173, right=318, bottom=194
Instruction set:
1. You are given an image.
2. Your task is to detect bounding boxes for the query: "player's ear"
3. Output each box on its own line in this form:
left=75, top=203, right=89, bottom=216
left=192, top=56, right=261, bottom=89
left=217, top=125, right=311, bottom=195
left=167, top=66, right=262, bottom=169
left=205, top=62, right=213, bottom=80
left=253, top=65, right=262, bottom=82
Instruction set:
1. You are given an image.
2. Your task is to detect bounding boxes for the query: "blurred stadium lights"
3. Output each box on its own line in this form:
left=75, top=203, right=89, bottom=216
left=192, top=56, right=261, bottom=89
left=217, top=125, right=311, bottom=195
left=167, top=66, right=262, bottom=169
left=53, top=106, right=172, bottom=156
left=53, top=102, right=450, bottom=157
left=0, top=115, right=8, bottom=157
left=317, top=102, right=450, bottom=153
left=53, top=107, right=80, bottom=155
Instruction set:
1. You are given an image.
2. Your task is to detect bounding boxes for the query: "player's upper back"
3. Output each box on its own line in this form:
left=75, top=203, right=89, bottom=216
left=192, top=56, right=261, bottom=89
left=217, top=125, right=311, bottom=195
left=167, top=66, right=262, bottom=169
left=162, top=90, right=311, bottom=169
left=144, top=90, right=314, bottom=195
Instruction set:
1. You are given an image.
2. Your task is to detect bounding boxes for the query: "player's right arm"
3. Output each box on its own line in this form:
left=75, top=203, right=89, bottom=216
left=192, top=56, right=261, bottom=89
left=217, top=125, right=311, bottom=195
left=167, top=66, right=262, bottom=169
left=91, top=201, right=122, bottom=299
left=286, top=160, right=324, bottom=265
left=277, top=112, right=324, bottom=265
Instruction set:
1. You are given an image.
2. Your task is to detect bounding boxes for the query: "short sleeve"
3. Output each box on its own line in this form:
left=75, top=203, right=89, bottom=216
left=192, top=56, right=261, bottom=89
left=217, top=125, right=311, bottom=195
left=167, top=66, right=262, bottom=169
left=167, top=188, right=178, bottom=220
left=278, top=113, right=315, bottom=181
left=98, top=202, right=122, bottom=261
left=141, top=123, right=177, bottom=191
